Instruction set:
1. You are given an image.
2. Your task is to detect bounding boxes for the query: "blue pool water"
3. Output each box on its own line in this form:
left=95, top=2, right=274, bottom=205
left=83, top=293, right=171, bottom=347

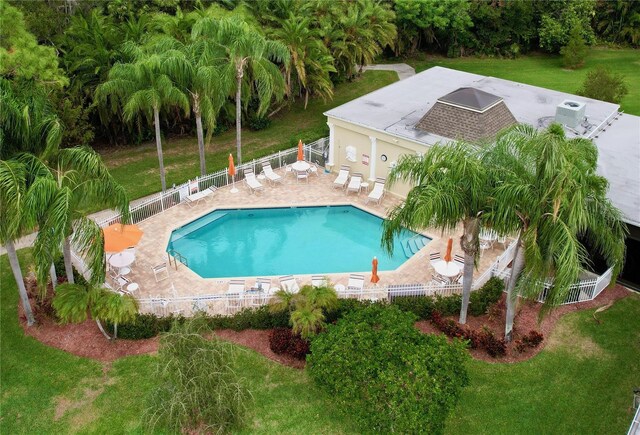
left=167, top=205, right=429, bottom=278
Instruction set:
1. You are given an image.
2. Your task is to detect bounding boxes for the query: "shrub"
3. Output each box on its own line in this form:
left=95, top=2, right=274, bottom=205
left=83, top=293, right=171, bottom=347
left=468, top=277, right=505, bottom=316
left=431, top=312, right=506, bottom=356
left=308, top=305, right=469, bottom=434
left=268, top=327, right=310, bottom=360
left=248, top=115, right=271, bottom=131
left=516, top=330, right=544, bottom=352
left=143, top=321, right=252, bottom=433
left=560, top=25, right=589, bottom=69
left=578, top=66, right=629, bottom=104
left=480, top=327, right=507, bottom=357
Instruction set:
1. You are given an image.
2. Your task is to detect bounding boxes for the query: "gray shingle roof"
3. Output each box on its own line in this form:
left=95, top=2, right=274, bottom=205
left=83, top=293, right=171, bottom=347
left=438, top=87, right=502, bottom=112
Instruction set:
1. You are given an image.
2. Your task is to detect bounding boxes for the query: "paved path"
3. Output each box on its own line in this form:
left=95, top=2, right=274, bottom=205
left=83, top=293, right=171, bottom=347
left=362, top=63, right=416, bottom=80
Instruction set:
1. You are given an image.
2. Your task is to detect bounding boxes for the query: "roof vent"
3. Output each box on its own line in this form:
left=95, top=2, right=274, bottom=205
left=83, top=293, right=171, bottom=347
left=555, top=100, right=586, bottom=128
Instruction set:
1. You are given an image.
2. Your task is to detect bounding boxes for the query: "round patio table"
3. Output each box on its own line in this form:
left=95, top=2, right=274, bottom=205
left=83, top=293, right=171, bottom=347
left=291, top=160, right=310, bottom=172
left=432, top=260, right=461, bottom=279
left=109, top=251, right=135, bottom=270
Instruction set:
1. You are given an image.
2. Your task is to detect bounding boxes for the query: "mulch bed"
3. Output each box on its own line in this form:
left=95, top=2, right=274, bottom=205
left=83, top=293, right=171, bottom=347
left=19, top=284, right=632, bottom=366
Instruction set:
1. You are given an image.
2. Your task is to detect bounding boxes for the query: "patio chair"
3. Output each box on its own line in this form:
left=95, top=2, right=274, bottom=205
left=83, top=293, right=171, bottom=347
left=346, top=273, right=365, bottom=298
left=333, top=165, right=350, bottom=189
left=296, top=170, right=309, bottom=183
left=365, top=177, right=386, bottom=204
left=429, top=252, right=441, bottom=266
left=151, top=262, right=169, bottom=282
left=114, top=274, right=131, bottom=292
left=262, top=163, right=283, bottom=184
left=225, top=281, right=245, bottom=314
left=244, top=169, right=264, bottom=194
left=185, top=185, right=217, bottom=207
left=346, top=173, right=363, bottom=195
left=279, top=275, right=300, bottom=293
left=431, top=274, right=449, bottom=286
left=453, top=254, right=465, bottom=267
left=311, top=275, right=329, bottom=287
left=309, top=163, right=320, bottom=177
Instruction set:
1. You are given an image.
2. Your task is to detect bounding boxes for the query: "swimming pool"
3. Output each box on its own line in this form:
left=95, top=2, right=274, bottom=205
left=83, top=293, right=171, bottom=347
left=167, top=205, right=430, bottom=279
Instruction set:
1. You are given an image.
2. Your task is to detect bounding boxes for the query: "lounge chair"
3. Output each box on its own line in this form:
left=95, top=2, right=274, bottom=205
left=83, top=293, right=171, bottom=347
left=346, top=172, right=363, bottom=195
left=279, top=275, right=300, bottom=293
left=151, top=263, right=169, bottom=282
left=333, top=165, right=350, bottom=189
left=225, top=280, right=245, bottom=313
left=365, top=177, right=386, bottom=204
left=249, top=278, right=271, bottom=307
left=346, top=273, right=365, bottom=298
left=262, top=163, right=283, bottom=184
left=244, top=169, right=263, bottom=194
left=185, top=185, right=217, bottom=207
left=311, top=275, right=329, bottom=287
left=255, top=277, right=272, bottom=294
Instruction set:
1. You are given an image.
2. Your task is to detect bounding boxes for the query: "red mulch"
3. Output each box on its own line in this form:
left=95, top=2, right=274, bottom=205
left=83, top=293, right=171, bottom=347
left=415, top=284, right=631, bottom=363
left=18, top=285, right=633, bottom=366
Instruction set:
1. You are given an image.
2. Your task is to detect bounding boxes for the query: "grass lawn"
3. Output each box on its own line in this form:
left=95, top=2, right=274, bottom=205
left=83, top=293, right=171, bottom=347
left=98, top=71, right=398, bottom=202
left=406, top=48, right=640, bottom=116
left=2, top=252, right=639, bottom=434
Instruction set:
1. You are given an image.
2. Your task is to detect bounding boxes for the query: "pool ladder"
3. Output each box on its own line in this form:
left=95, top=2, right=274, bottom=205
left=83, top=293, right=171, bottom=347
left=167, top=249, right=188, bottom=270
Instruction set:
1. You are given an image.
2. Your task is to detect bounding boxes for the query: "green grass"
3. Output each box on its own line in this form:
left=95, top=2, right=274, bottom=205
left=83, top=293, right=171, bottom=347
left=99, top=70, right=398, bottom=202
left=2, top=252, right=639, bottom=433
left=406, top=48, right=640, bottom=116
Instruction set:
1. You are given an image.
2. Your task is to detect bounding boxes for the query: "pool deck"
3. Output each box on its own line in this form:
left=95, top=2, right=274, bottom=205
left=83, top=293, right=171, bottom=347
left=117, top=168, right=506, bottom=308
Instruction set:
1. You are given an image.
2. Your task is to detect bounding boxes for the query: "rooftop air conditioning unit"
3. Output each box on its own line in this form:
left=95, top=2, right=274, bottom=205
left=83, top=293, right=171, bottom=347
left=555, top=100, right=586, bottom=128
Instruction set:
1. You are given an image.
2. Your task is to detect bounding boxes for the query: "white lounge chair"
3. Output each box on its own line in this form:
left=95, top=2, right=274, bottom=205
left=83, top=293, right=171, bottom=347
left=244, top=169, right=263, bottom=194
left=346, top=173, right=363, bottom=195
left=185, top=185, right=217, bottom=207
left=279, top=275, right=300, bottom=293
left=365, top=177, right=386, bottom=204
left=311, top=275, right=329, bottom=287
left=333, top=165, right=350, bottom=189
left=226, top=279, right=245, bottom=313
left=262, top=163, right=283, bottom=184
left=346, top=273, right=365, bottom=299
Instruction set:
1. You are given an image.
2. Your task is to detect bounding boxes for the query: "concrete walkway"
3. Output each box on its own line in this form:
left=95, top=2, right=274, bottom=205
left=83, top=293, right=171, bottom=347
left=362, top=63, right=416, bottom=81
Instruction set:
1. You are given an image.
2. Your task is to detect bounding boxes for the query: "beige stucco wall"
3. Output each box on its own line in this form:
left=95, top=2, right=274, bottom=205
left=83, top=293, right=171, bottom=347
left=327, top=117, right=433, bottom=197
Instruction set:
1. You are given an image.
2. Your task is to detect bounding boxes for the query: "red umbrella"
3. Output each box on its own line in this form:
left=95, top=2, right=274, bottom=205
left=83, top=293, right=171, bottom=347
left=443, top=237, right=453, bottom=263
left=103, top=224, right=143, bottom=253
left=297, top=139, right=304, bottom=161
left=228, top=153, right=236, bottom=177
left=371, top=256, right=380, bottom=284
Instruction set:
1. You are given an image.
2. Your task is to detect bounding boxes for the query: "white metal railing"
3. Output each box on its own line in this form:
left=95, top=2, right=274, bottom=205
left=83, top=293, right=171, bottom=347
left=94, top=137, right=329, bottom=228
left=629, top=403, right=640, bottom=435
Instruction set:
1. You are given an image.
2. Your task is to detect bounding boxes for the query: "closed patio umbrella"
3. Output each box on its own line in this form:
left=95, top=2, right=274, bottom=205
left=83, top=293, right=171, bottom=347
left=103, top=224, right=143, bottom=253
left=371, top=256, right=380, bottom=284
left=443, top=237, right=453, bottom=263
left=229, top=153, right=238, bottom=193
left=297, top=139, right=304, bottom=161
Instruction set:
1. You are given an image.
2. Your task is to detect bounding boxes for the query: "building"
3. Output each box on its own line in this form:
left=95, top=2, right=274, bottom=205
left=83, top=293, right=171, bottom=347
left=324, top=66, right=640, bottom=287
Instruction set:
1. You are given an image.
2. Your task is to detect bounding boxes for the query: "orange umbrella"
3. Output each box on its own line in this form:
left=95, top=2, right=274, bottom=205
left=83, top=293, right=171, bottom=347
left=228, top=153, right=236, bottom=177
left=297, top=139, right=304, bottom=161
left=103, top=224, right=143, bottom=253
left=443, top=237, right=453, bottom=263
left=371, top=256, right=380, bottom=284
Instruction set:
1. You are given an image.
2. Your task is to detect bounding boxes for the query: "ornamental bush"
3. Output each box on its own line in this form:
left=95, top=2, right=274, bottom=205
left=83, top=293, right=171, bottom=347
left=308, top=305, right=469, bottom=434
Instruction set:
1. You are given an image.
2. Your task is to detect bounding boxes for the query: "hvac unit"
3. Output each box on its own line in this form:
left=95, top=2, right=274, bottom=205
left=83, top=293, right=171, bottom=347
left=555, top=100, right=586, bottom=128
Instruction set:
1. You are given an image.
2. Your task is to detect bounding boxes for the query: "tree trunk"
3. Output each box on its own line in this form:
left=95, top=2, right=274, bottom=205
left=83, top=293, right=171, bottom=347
left=95, top=318, right=112, bottom=340
left=50, top=263, right=57, bottom=290
left=459, top=217, right=480, bottom=324
left=154, top=107, right=167, bottom=192
left=113, top=322, right=118, bottom=340
left=5, top=240, right=35, bottom=326
left=505, top=236, right=525, bottom=342
left=195, top=104, right=206, bottom=177
left=236, top=67, right=243, bottom=165
left=63, top=237, right=75, bottom=285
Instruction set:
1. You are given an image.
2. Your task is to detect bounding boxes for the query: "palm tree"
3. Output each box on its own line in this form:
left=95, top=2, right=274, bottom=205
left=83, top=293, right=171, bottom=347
left=486, top=124, right=627, bottom=340
left=269, top=14, right=335, bottom=108
left=382, top=143, right=492, bottom=324
left=53, top=282, right=138, bottom=340
left=0, top=159, right=35, bottom=325
left=192, top=16, right=289, bottom=164
left=150, top=36, right=230, bottom=176
left=23, top=147, right=129, bottom=288
left=96, top=52, right=190, bottom=191
left=270, top=284, right=338, bottom=338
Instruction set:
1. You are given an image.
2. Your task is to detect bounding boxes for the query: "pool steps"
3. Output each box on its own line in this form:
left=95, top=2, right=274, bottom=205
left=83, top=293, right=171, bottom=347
left=401, top=235, right=429, bottom=258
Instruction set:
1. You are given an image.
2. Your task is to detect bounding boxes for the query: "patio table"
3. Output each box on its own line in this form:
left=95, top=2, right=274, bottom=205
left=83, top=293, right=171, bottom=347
left=291, top=160, right=310, bottom=172
left=432, top=260, right=461, bottom=280
left=109, top=251, right=135, bottom=271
